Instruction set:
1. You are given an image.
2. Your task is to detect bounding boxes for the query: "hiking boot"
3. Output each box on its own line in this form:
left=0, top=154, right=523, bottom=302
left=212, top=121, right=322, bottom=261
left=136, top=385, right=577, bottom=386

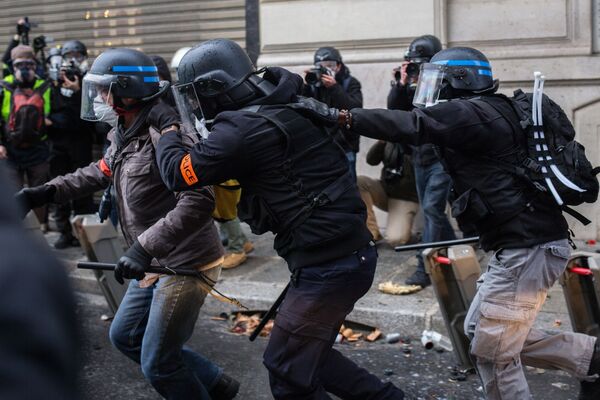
left=210, top=373, right=240, bottom=400
left=54, top=233, right=80, bottom=249
left=243, top=241, right=254, bottom=254
left=223, top=252, right=247, bottom=269
left=405, top=269, right=431, bottom=288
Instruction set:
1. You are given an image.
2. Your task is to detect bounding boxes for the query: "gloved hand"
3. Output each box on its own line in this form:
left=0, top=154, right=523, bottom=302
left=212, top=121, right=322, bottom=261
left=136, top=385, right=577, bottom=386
left=147, top=100, right=180, bottom=133
left=14, top=185, right=56, bottom=218
left=114, top=240, right=153, bottom=284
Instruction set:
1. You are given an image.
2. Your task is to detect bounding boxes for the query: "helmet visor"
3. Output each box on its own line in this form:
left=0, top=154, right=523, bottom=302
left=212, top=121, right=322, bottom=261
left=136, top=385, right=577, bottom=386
left=80, top=73, right=116, bottom=121
left=412, top=63, right=445, bottom=108
left=172, top=81, right=205, bottom=136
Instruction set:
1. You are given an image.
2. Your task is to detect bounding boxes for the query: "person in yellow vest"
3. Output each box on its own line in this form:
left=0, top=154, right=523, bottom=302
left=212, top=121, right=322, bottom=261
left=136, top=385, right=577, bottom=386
left=212, top=180, right=254, bottom=269
left=0, top=45, right=52, bottom=226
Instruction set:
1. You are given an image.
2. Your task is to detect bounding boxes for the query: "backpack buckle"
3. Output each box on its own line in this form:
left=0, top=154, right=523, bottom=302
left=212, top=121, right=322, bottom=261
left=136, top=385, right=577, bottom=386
left=522, top=158, right=542, bottom=173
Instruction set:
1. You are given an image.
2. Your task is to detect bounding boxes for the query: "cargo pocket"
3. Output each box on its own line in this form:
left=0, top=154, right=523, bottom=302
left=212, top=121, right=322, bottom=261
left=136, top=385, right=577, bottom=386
left=471, top=301, right=532, bottom=363
left=451, top=188, right=494, bottom=226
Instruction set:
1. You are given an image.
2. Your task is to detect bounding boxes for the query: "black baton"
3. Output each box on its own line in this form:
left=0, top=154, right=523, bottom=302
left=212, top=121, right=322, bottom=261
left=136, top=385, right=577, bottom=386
left=77, top=261, right=199, bottom=276
left=394, top=237, right=480, bottom=252
left=249, top=282, right=290, bottom=342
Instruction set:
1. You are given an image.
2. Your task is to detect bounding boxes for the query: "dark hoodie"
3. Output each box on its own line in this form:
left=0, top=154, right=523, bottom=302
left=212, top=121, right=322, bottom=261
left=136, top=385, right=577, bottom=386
left=302, top=64, right=363, bottom=152
left=0, top=166, right=79, bottom=400
left=157, top=67, right=372, bottom=270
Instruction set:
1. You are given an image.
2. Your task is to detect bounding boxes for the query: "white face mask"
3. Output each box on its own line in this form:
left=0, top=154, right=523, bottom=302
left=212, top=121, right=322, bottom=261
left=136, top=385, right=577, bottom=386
left=93, top=102, right=118, bottom=127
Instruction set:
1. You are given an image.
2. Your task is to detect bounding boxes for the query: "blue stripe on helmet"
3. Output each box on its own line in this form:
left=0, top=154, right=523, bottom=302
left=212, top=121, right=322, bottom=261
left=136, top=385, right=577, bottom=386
left=112, top=66, right=158, bottom=72
left=478, top=69, right=493, bottom=77
left=143, top=76, right=160, bottom=83
left=432, top=59, right=491, bottom=68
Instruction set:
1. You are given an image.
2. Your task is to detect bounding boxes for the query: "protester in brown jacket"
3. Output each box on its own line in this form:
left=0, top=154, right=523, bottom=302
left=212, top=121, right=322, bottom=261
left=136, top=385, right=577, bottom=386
left=15, top=48, right=239, bottom=400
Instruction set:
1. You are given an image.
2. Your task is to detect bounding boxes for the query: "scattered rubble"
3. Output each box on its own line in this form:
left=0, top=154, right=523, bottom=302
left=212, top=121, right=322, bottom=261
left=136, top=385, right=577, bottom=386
left=378, top=281, right=422, bottom=295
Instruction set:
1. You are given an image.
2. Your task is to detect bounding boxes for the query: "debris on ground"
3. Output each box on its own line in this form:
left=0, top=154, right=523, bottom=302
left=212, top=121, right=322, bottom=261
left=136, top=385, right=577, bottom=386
left=554, top=319, right=562, bottom=327
left=378, top=281, right=422, bottom=295
left=385, top=333, right=401, bottom=344
left=366, top=329, right=382, bottom=342
left=230, top=312, right=274, bottom=337
left=100, top=314, right=113, bottom=322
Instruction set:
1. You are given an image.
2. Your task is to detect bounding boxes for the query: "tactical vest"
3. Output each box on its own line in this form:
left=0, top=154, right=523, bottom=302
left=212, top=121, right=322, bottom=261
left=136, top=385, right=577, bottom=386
left=236, top=105, right=361, bottom=259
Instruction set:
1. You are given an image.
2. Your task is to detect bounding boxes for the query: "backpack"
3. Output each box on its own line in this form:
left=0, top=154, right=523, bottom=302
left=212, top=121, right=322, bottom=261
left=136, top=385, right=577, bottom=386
left=479, top=91, right=599, bottom=224
left=0, top=80, right=50, bottom=147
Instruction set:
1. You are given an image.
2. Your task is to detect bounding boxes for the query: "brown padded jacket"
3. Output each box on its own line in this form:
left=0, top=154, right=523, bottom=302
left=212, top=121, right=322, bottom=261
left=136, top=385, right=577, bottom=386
left=47, top=126, right=223, bottom=270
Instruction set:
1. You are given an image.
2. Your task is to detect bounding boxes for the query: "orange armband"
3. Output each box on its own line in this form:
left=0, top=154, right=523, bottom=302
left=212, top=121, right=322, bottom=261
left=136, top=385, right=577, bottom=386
left=180, top=153, right=199, bottom=186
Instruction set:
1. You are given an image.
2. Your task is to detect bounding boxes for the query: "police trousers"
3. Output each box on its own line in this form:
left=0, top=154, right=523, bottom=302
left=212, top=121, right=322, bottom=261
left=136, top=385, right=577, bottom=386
left=263, top=243, right=404, bottom=399
left=464, top=239, right=597, bottom=399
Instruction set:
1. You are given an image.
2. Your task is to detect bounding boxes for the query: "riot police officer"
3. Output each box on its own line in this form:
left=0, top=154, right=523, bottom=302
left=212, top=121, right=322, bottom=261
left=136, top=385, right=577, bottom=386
left=15, top=48, right=237, bottom=400
left=154, top=39, right=405, bottom=399
left=338, top=46, right=600, bottom=400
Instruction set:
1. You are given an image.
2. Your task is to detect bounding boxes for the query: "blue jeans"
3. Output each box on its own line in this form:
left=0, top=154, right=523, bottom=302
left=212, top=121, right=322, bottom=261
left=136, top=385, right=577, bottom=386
left=263, top=243, right=404, bottom=399
left=414, top=161, right=456, bottom=273
left=109, top=270, right=222, bottom=399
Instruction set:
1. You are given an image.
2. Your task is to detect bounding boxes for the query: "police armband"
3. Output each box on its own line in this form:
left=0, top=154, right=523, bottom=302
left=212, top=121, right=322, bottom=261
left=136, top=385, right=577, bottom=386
left=179, top=153, right=199, bottom=186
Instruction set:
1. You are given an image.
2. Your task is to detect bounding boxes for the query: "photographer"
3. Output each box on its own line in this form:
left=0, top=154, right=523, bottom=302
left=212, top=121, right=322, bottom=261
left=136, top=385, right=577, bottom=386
left=303, top=46, right=363, bottom=180
left=357, top=140, right=419, bottom=246
left=2, top=18, right=47, bottom=79
left=0, top=45, right=53, bottom=226
left=387, top=35, right=456, bottom=288
left=47, top=40, right=96, bottom=248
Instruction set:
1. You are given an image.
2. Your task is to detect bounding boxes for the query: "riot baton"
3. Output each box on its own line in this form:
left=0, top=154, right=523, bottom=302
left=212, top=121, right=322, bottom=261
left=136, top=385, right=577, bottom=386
left=249, top=282, right=289, bottom=342
left=77, top=261, right=249, bottom=309
left=78, top=261, right=199, bottom=276
left=395, top=237, right=480, bottom=252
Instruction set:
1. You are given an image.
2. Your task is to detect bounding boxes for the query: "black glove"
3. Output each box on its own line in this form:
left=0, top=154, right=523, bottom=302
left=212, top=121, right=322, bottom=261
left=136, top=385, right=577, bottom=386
left=147, top=100, right=180, bottom=132
left=14, top=185, right=56, bottom=218
left=114, top=240, right=153, bottom=284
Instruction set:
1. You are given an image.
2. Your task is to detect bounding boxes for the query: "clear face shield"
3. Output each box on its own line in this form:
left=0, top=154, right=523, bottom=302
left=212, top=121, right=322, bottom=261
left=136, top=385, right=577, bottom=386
left=80, top=73, right=118, bottom=124
left=172, top=81, right=205, bottom=137
left=412, top=63, right=446, bottom=108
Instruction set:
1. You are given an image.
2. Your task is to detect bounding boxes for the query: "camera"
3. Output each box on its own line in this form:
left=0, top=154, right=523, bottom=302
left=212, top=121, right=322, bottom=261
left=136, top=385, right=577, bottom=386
left=305, top=65, right=331, bottom=87
left=60, top=60, right=79, bottom=82
left=394, top=62, right=421, bottom=83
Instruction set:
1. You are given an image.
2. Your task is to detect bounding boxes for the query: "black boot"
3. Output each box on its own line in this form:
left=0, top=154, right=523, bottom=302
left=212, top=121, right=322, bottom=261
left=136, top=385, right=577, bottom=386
left=405, top=269, right=431, bottom=288
left=210, top=373, right=240, bottom=400
left=54, top=232, right=80, bottom=249
left=578, top=339, right=600, bottom=400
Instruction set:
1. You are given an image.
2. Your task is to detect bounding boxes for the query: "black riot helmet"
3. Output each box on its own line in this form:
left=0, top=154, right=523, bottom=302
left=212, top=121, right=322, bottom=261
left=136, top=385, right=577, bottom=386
left=80, top=48, right=169, bottom=121
left=173, top=39, right=273, bottom=125
left=405, top=35, right=442, bottom=63
left=61, top=40, right=87, bottom=57
left=313, top=46, right=342, bottom=64
left=413, top=47, right=498, bottom=108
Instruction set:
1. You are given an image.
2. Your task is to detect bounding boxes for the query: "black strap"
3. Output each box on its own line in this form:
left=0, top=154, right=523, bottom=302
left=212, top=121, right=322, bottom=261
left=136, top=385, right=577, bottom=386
left=562, top=206, right=591, bottom=226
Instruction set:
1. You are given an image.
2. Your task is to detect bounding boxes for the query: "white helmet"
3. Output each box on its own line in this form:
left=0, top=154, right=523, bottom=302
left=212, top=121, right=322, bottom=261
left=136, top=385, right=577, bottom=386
left=171, top=47, right=192, bottom=70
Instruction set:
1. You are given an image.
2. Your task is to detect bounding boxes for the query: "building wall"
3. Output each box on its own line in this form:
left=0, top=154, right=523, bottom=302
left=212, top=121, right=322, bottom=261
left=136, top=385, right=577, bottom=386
left=0, top=0, right=247, bottom=71
left=258, top=0, right=600, bottom=239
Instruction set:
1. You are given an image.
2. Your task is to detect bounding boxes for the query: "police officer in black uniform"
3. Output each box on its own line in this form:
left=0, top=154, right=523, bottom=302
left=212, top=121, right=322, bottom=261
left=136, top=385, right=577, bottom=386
left=338, top=46, right=600, bottom=400
left=153, top=39, right=404, bottom=400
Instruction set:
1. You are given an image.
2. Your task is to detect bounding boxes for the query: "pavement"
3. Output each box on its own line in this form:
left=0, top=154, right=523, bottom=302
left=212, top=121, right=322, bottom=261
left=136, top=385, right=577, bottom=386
left=44, top=224, right=598, bottom=399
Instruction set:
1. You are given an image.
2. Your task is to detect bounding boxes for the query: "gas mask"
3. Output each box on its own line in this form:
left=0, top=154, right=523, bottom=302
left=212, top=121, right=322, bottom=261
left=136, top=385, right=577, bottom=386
left=13, top=60, right=36, bottom=84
